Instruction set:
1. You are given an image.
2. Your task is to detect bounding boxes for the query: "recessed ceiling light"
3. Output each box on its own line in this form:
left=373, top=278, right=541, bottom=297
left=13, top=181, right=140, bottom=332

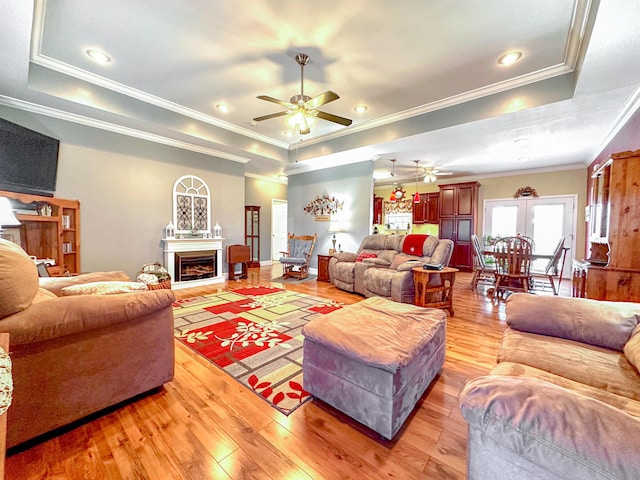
left=354, top=104, right=367, bottom=113
left=283, top=130, right=294, bottom=137
left=216, top=103, right=230, bottom=113
left=249, top=121, right=258, bottom=127
left=498, top=51, right=522, bottom=66
left=86, top=48, right=111, bottom=64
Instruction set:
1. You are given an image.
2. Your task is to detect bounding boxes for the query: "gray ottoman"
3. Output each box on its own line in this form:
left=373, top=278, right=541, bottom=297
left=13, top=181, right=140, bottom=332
left=302, top=296, right=446, bottom=439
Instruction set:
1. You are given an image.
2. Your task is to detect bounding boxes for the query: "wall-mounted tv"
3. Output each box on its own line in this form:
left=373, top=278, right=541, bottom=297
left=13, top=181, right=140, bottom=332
left=0, top=117, right=60, bottom=197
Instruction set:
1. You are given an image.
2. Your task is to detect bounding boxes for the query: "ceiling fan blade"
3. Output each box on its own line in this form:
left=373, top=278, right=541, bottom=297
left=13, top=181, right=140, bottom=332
left=253, top=111, right=288, bottom=122
left=435, top=172, right=453, bottom=176
left=316, top=110, right=353, bottom=126
left=257, top=95, right=294, bottom=109
left=305, top=91, right=339, bottom=109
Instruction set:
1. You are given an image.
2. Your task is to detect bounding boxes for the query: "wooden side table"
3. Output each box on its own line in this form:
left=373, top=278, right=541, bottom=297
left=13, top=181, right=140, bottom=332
left=317, top=254, right=332, bottom=282
left=412, top=266, right=459, bottom=315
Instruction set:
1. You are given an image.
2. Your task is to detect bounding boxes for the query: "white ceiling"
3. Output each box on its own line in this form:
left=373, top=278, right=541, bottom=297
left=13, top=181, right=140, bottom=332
left=1, top=0, right=640, bottom=185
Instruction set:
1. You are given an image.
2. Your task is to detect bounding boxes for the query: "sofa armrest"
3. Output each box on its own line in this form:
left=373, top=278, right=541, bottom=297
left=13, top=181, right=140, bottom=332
left=0, top=289, right=176, bottom=346
left=396, top=260, right=421, bottom=272
left=506, top=293, right=640, bottom=351
left=460, top=375, right=640, bottom=479
left=333, top=252, right=358, bottom=262
left=363, top=257, right=391, bottom=268
left=39, top=271, right=131, bottom=296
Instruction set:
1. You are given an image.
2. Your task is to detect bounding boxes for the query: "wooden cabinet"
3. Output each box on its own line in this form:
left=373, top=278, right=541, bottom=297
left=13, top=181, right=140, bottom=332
left=1, top=190, right=80, bottom=274
left=244, top=205, right=260, bottom=268
left=317, top=254, right=331, bottom=282
left=580, top=150, right=640, bottom=301
left=438, top=182, right=479, bottom=272
left=372, top=195, right=383, bottom=225
left=412, top=193, right=439, bottom=224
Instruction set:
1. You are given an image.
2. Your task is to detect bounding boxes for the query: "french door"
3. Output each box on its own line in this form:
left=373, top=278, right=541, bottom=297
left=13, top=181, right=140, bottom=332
left=483, top=195, right=576, bottom=276
left=271, top=199, right=288, bottom=261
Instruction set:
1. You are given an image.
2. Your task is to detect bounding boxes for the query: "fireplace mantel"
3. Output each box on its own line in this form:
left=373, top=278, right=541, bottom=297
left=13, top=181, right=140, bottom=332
left=163, top=237, right=225, bottom=289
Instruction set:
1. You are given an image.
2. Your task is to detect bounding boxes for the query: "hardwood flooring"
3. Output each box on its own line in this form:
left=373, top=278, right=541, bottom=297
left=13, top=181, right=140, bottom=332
left=5, top=266, right=569, bottom=480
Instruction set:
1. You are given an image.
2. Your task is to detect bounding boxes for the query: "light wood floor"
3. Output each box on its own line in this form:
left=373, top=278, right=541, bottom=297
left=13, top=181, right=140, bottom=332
left=5, top=266, right=569, bottom=480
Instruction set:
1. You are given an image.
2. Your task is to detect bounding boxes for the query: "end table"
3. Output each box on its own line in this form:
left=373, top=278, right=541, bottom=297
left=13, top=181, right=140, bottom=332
left=412, top=266, right=459, bottom=315
left=317, top=254, right=332, bottom=282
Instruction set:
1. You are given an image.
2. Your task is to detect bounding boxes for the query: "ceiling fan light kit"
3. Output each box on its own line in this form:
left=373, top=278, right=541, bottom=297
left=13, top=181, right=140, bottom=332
left=253, top=53, right=353, bottom=135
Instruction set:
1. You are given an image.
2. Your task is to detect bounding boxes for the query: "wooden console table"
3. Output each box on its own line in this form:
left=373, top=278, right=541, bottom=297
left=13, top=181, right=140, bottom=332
left=412, top=266, right=459, bottom=315
left=317, top=254, right=332, bottom=282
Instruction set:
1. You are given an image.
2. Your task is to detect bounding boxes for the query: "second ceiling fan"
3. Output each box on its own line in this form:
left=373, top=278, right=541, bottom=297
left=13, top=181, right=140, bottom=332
left=253, top=53, right=353, bottom=135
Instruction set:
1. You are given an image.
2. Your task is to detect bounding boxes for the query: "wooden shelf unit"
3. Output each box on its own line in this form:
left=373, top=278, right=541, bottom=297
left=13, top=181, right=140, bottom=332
left=1, top=190, right=80, bottom=275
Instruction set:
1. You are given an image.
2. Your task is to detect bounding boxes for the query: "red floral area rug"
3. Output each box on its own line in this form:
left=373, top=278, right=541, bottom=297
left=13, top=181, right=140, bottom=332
left=173, top=286, right=342, bottom=415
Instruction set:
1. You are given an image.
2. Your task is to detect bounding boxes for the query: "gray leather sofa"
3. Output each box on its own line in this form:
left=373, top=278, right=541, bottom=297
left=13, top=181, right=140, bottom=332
left=459, top=293, right=640, bottom=480
left=328, top=234, right=453, bottom=303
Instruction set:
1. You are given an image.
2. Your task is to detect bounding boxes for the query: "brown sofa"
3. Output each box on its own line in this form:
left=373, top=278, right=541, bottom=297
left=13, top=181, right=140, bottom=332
left=459, top=293, right=640, bottom=480
left=0, top=238, right=176, bottom=448
left=328, top=234, right=453, bottom=303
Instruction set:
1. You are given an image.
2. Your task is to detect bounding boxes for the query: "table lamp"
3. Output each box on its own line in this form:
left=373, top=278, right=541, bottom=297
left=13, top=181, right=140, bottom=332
left=328, top=222, right=342, bottom=253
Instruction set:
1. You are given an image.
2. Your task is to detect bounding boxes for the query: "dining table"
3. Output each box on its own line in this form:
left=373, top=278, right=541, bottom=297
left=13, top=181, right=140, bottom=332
left=482, top=246, right=570, bottom=290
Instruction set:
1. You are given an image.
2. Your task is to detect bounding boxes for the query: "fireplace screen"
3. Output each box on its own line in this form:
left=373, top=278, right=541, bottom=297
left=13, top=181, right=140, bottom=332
left=175, top=251, right=217, bottom=281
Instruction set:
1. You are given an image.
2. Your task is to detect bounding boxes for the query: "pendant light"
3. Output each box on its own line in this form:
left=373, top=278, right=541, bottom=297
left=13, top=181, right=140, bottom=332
left=413, top=160, right=421, bottom=203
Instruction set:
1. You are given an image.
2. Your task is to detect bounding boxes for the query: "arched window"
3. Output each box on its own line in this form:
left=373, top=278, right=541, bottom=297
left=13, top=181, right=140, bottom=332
left=173, top=175, right=211, bottom=234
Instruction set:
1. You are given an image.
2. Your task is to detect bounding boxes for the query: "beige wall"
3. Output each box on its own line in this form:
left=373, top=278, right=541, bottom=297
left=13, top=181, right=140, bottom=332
left=478, top=168, right=588, bottom=258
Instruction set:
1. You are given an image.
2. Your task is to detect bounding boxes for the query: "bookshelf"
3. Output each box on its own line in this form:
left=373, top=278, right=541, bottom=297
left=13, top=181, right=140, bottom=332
left=0, top=190, right=80, bottom=275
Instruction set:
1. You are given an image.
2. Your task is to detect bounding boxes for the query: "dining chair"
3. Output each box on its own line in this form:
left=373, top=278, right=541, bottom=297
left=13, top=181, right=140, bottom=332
left=470, top=234, right=495, bottom=290
left=492, top=236, right=533, bottom=300
left=531, top=236, right=566, bottom=295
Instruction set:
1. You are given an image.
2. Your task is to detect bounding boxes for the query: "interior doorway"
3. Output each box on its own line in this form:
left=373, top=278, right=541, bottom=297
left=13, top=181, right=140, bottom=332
left=483, top=195, right=576, bottom=277
left=271, top=199, right=288, bottom=261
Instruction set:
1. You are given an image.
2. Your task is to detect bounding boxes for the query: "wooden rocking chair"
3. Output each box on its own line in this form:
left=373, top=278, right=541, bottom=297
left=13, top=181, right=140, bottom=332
left=279, top=233, right=317, bottom=280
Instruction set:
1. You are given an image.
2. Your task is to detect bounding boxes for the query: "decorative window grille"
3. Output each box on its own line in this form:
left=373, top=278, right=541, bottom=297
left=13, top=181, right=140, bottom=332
left=173, top=175, right=211, bottom=234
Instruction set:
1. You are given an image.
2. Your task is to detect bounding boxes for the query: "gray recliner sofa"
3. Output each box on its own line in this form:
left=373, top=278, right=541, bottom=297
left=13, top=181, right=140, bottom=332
left=328, top=234, right=454, bottom=304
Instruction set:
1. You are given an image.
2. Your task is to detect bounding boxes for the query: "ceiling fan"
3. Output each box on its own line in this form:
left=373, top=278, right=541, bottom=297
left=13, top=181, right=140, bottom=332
left=422, top=166, right=453, bottom=183
left=253, top=53, right=353, bottom=135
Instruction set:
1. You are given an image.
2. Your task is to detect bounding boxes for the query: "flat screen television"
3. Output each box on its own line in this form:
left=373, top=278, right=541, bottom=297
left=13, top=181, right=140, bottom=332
left=0, top=117, right=59, bottom=197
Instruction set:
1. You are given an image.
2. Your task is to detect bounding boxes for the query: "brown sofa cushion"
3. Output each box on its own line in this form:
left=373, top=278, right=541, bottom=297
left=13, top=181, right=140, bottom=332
left=498, top=327, right=640, bottom=401
left=39, top=271, right=131, bottom=296
left=506, top=293, right=640, bottom=351
left=0, top=238, right=38, bottom=319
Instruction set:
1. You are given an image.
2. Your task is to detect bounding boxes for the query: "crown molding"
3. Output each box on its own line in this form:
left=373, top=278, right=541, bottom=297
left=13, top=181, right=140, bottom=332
left=0, top=95, right=250, bottom=163
left=588, top=82, right=640, bottom=164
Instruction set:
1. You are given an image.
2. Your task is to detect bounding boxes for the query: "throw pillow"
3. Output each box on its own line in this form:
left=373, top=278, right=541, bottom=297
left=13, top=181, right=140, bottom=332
left=0, top=238, right=39, bottom=319
left=356, top=252, right=378, bottom=262
left=61, top=281, right=149, bottom=296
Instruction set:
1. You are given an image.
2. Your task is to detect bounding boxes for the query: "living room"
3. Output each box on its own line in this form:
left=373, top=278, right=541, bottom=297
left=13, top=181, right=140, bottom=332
left=1, top=1, right=640, bottom=479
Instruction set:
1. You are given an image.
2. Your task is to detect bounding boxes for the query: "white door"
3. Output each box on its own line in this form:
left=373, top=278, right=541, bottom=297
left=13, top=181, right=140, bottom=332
left=484, top=195, right=576, bottom=277
left=271, top=200, right=288, bottom=261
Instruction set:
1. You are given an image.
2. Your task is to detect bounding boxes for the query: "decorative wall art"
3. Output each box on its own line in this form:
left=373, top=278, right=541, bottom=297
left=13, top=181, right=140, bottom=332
left=514, top=186, right=539, bottom=198
left=303, top=193, right=344, bottom=221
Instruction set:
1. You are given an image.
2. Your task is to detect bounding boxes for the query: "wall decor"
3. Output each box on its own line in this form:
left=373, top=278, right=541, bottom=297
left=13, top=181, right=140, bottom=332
left=303, top=193, right=344, bottom=219
left=514, top=186, right=539, bottom=198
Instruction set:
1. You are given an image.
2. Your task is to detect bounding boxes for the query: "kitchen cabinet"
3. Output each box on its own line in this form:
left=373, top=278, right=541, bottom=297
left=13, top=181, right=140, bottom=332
left=438, top=182, right=480, bottom=271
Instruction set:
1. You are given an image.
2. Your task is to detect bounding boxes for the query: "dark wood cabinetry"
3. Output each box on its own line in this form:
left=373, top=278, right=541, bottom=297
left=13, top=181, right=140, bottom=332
left=372, top=195, right=383, bottom=225
left=412, top=193, right=439, bottom=224
left=244, top=206, right=260, bottom=268
left=317, top=254, right=331, bottom=282
left=1, top=190, right=80, bottom=275
left=578, top=150, right=640, bottom=301
left=438, top=182, right=479, bottom=272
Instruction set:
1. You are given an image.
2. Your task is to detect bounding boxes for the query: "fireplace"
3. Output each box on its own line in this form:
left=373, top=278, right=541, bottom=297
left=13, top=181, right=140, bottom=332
left=162, top=237, right=225, bottom=289
left=175, top=251, right=216, bottom=282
